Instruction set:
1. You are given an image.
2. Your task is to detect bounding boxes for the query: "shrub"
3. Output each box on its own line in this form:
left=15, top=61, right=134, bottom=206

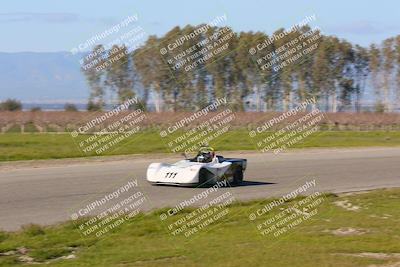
left=64, top=103, right=78, bottom=112
left=0, top=231, right=9, bottom=242
left=22, top=224, right=45, bottom=236
left=87, top=100, right=102, bottom=111
left=30, top=107, right=42, bottom=112
left=0, top=99, right=22, bottom=111
left=375, top=102, right=386, bottom=113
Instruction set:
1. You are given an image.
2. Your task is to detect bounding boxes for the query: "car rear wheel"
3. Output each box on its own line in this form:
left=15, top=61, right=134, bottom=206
left=232, top=166, right=243, bottom=185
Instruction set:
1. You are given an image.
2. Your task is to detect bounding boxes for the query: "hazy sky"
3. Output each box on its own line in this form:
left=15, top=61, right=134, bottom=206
left=1, top=0, right=399, bottom=52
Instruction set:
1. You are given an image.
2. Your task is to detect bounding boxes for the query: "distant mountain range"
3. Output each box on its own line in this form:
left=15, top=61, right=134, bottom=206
left=0, top=52, right=88, bottom=103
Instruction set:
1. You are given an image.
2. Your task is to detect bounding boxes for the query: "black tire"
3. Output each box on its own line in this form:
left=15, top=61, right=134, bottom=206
left=232, top=166, right=243, bottom=185
left=198, top=168, right=214, bottom=187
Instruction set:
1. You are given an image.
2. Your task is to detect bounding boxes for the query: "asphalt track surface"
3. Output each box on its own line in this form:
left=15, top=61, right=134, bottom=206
left=1, top=147, right=399, bottom=231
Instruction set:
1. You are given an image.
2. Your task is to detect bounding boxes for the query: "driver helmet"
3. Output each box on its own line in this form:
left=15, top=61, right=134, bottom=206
left=197, top=145, right=215, bottom=163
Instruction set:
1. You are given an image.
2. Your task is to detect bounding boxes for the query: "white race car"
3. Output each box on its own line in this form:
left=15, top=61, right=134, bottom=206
left=146, top=147, right=247, bottom=187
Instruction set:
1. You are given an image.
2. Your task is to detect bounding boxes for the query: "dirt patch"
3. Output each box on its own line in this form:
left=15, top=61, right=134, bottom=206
left=334, top=199, right=361, bottom=211
left=123, top=255, right=187, bottom=266
left=344, top=253, right=400, bottom=260
left=0, top=246, right=77, bottom=264
left=330, top=227, right=368, bottom=236
left=335, top=253, right=400, bottom=267
left=338, top=191, right=372, bottom=197
left=369, top=262, right=400, bottom=267
left=370, top=214, right=393, bottom=220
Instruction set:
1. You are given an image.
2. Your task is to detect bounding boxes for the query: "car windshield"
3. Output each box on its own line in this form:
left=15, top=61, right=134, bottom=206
left=184, top=146, right=213, bottom=159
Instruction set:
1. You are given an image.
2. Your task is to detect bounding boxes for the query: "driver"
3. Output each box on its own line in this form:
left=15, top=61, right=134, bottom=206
left=196, top=145, right=215, bottom=163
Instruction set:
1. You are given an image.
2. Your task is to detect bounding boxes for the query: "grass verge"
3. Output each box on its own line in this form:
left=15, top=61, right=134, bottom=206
left=0, top=188, right=399, bottom=266
left=0, top=130, right=400, bottom=161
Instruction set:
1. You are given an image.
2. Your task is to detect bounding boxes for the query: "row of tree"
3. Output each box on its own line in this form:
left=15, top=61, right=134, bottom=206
left=81, top=24, right=400, bottom=112
left=0, top=99, right=79, bottom=112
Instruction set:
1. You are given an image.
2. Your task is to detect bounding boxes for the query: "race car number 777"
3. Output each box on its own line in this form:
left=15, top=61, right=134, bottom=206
left=165, top=172, right=178, bottom=178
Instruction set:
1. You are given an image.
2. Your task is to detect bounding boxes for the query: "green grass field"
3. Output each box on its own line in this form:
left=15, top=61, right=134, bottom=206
left=0, top=130, right=400, bottom=161
left=0, top=188, right=399, bottom=267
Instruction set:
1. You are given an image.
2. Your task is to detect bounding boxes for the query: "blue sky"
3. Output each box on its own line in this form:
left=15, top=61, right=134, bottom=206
left=1, top=0, right=400, bottom=52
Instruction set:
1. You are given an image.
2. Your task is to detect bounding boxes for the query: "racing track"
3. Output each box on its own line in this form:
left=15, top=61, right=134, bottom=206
left=0, top=147, right=399, bottom=231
